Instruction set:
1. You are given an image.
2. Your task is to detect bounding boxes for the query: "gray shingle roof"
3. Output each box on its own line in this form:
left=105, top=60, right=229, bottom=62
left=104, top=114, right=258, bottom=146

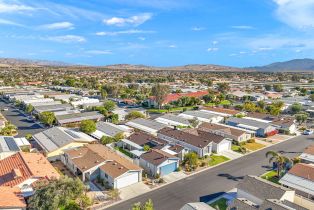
left=182, top=111, right=217, bottom=119
left=157, top=114, right=190, bottom=125
left=227, top=117, right=272, bottom=129
left=96, top=122, right=125, bottom=137
left=56, top=111, right=103, bottom=124
left=237, top=176, right=292, bottom=201
left=34, top=103, right=72, bottom=113
left=127, top=118, right=167, bottom=131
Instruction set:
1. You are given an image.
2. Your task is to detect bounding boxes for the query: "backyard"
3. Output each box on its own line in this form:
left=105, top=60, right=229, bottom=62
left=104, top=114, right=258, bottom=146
left=210, top=197, right=228, bottom=210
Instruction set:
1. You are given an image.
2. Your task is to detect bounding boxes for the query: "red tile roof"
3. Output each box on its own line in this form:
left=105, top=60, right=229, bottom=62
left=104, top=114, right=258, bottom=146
left=151, top=90, right=208, bottom=104
left=288, top=163, right=314, bottom=182
left=0, top=152, right=60, bottom=187
left=0, top=187, right=26, bottom=208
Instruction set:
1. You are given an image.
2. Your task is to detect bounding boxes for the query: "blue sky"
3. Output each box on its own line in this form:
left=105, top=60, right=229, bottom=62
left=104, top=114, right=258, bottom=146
left=0, top=0, right=314, bottom=67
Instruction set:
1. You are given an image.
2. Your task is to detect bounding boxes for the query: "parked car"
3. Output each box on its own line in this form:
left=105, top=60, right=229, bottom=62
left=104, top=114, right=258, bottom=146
left=2, top=108, right=8, bottom=111
left=303, top=129, right=313, bottom=135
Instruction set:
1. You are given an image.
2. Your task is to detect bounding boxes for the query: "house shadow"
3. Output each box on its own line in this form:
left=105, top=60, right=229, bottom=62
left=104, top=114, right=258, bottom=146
left=200, top=192, right=225, bottom=203
left=217, top=173, right=244, bottom=181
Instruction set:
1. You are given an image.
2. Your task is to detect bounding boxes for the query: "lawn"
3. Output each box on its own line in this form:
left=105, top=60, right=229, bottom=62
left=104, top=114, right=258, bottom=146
left=210, top=198, right=228, bottom=210
left=261, top=170, right=279, bottom=184
left=243, top=142, right=265, bottom=151
left=208, top=155, right=230, bottom=166
left=114, top=147, right=133, bottom=158
left=147, top=106, right=196, bottom=113
left=231, top=144, right=241, bottom=152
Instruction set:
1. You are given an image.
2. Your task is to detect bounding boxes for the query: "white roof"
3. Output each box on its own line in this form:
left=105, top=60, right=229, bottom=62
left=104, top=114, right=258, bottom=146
left=279, top=173, right=314, bottom=196
left=237, top=123, right=259, bottom=131
left=121, top=139, right=143, bottom=150
left=300, top=153, right=314, bottom=163
left=130, top=150, right=146, bottom=157
left=14, top=137, right=31, bottom=147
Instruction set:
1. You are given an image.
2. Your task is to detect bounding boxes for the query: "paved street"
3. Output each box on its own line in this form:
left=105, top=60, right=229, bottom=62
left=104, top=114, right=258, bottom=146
left=107, top=135, right=314, bottom=210
left=0, top=100, right=45, bottom=137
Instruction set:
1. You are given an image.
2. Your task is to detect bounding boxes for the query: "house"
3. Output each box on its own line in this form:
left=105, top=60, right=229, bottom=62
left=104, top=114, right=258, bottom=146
left=155, top=114, right=191, bottom=127
left=183, top=129, right=232, bottom=153
left=279, top=163, right=314, bottom=198
left=70, top=97, right=100, bottom=107
left=178, top=111, right=224, bottom=123
left=33, top=127, right=96, bottom=161
left=112, top=107, right=148, bottom=121
left=180, top=202, right=216, bottom=210
left=226, top=117, right=277, bottom=137
left=300, top=145, right=314, bottom=164
left=139, top=149, right=180, bottom=177
left=227, top=175, right=307, bottom=210
left=33, top=103, right=73, bottom=115
left=198, top=122, right=253, bottom=142
left=0, top=152, right=60, bottom=196
left=55, top=111, right=104, bottom=126
left=0, top=136, right=22, bottom=160
left=125, top=118, right=168, bottom=135
left=271, top=117, right=297, bottom=134
left=147, top=90, right=208, bottom=108
left=61, top=144, right=142, bottom=189
left=201, top=107, right=240, bottom=117
left=158, top=127, right=213, bottom=157
left=91, top=121, right=133, bottom=140
left=0, top=187, right=26, bottom=210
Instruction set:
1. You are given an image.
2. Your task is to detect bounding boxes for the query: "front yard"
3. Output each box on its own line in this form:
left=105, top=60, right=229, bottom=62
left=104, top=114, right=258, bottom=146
left=208, top=155, right=230, bottom=166
left=261, top=170, right=279, bottom=184
left=210, top=197, right=228, bottom=210
left=244, top=142, right=265, bottom=151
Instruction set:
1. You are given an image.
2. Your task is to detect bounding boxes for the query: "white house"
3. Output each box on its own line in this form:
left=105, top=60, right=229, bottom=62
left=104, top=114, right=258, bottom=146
left=178, top=111, right=224, bottom=123
left=155, top=114, right=191, bottom=127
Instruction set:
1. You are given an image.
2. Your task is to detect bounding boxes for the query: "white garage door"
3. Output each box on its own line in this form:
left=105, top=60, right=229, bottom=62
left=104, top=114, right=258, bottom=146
left=218, top=141, right=230, bottom=153
left=116, top=172, right=139, bottom=189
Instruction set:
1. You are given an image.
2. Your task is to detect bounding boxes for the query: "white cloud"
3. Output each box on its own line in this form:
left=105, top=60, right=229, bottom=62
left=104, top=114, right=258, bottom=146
left=191, top=27, right=205, bottom=31
left=138, top=37, right=146, bottom=41
left=40, top=22, right=74, bottom=30
left=273, top=0, right=314, bottom=29
left=212, top=41, right=218, bottom=45
left=207, top=47, right=218, bottom=52
left=0, top=1, right=34, bottom=13
left=85, top=50, right=112, bottom=55
left=95, top=29, right=155, bottom=36
left=46, top=35, right=86, bottom=43
left=0, top=18, right=23, bottom=26
left=258, top=47, right=273, bottom=51
left=231, top=25, right=254, bottom=29
left=295, top=49, right=302, bottom=53
left=103, top=13, right=152, bottom=27
left=168, top=45, right=176, bottom=48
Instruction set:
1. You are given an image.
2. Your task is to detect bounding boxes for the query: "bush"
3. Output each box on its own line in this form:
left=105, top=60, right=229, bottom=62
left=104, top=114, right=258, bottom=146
left=176, top=166, right=182, bottom=172
left=247, top=139, right=255, bottom=143
left=200, top=162, right=206, bottom=167
left=158, top=178, right=165, bottom=183
left=239, top=141, right=246, bottom=146
left=155, top=173, right=160, bottom=179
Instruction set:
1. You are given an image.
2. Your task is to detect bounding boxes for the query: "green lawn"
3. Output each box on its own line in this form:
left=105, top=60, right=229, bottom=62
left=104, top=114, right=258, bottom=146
left=208, top=155, right=230, bottom=166
left=147, top=106, right=196, bottom=113
left=115, top=147, right=133, bottom=158
left=244, top=142, right=265, bottom=151
left=220, top=100, right=231, bottom=105
left=261, top=170, right=279, bottom=184
left=231, top=145, right=243, bottom=153
left=210, top=198, right=228, bottom=210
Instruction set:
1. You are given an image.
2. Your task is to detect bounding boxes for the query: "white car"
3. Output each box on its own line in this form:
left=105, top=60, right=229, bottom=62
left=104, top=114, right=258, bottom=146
left=303, top=130, right=313, bottom=135
left=3, top=108, right=8, bottom=111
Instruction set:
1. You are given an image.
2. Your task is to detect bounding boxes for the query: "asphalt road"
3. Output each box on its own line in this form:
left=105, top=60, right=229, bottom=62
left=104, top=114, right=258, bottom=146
left=0, top=100, right=45, bottom=137
left=107, top=135, right=314, bottom=210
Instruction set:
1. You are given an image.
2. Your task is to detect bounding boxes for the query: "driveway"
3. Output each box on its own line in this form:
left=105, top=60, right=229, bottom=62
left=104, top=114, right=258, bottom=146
left=107, top=134, right=314, bottom=210
left=119, top=182, right=150, bottom=200
left=0, top=100, right=46, bottom=137
left=220, top=150, right=243, bottom=160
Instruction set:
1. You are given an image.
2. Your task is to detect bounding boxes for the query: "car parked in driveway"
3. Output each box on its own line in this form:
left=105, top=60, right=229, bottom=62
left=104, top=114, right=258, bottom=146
left=303, top=129, right=313, bottom=135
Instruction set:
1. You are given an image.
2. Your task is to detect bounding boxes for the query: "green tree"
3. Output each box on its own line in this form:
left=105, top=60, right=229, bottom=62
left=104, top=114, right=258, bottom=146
left=309, top=94, right=314, bottom=102
left=295, top=113, right=308, bottom=125
left=256, top=100, right=266, bottom=110
left=100, top=136, right=115, bottom=145
left=103, top=100, right=116, bottom=112
left=100, top=89, right=108, bottom=99
left=25, top=104, right=34, bottom=114
left=143, top=145, right=150, bottom=151
left=291, top=103, right=302, bottom=114
left=125, top=111, right=146, bottom=120
left=243, top=102, right=256, bottom=112
left=108, top=189, right=120, bottom=201
left=28, top=177, right=88, bottom=210
left=264, top=84, right=272, bottom=91
left=0, top=122, right=17, bottom=136
left=39, top=111, right=56, bottom=126
left=266, top=151, right=291, bottom=178
left=25, top=133, right=32, bottom=140
left=151, top=83, right=170, bottom=109
left=203, top=94, right=215, bottom=103
left=217, top=82, right=230, bottom=93
left=131, top=199, right=154, bottom=210
left=273, top=84, right=283, bottom=92
left=80, top=120, right=96, bottom=134
left=183, top=152, right=199, bottom=171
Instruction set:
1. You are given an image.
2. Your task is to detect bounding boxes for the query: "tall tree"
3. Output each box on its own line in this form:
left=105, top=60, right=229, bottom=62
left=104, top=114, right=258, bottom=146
left=217, top=82, right=230, bottom=93
left=80, top=120, right=96, bottom=134
left=151, top=84, right=170, bottom=109
left=266, top=151, right=291, bottom=177
left=39, top=111, right=56, bottom=126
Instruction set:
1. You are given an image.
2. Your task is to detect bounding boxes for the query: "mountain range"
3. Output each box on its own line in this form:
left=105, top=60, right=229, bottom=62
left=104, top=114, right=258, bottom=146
left=1, top=57, right=314, bottom=72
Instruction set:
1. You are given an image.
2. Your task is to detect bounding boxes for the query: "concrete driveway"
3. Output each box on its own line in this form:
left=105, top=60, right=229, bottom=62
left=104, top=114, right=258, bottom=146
left=220, top=150, right=243, bottom=160
left=119, top=182, right=150, bottom=200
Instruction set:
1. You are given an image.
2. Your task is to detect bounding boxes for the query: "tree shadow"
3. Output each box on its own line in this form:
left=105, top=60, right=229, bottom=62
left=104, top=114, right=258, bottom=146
left=217, top=173, right=244, bottom=181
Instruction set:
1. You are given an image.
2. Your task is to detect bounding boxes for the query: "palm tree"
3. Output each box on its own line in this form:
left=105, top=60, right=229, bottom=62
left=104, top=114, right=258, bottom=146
left=266, top=151, right=291, bottom=178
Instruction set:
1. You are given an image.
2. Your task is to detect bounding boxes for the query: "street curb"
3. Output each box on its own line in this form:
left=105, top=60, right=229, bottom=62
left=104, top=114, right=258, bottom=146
left=103, top=134, right=299, bottom=209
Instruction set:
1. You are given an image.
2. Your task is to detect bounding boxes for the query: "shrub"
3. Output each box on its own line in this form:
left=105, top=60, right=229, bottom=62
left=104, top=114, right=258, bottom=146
left=176, top=166, right=182, bottom=172
left=158, top=178, right=165, bottom=183
left=247, top=139, right=255, bottom=143
left=200, top=162, right=206, bottom=167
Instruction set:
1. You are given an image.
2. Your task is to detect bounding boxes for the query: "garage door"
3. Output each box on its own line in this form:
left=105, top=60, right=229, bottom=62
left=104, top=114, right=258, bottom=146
left=160, top=162, right=177, bottom=176
left=218, top=141, right=230, bottom=153
left=116, top=172, right=139, bottom=189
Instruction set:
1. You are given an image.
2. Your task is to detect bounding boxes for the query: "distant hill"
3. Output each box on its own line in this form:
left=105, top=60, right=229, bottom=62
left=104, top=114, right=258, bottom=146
left=0, top=58, right=71, bottom=67
left=249, top=58, right=314, bottom=72
left=102, top=64, right=247, bottom=72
